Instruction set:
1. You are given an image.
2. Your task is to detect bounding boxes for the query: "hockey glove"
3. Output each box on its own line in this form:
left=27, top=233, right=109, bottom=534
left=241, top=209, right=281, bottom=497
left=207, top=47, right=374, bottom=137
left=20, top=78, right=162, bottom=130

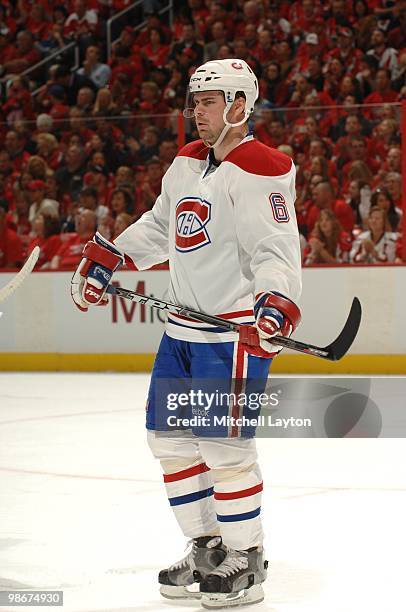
left=71, top=231, right=125, bottom=312
left=254, top=292, right=301, bottom=354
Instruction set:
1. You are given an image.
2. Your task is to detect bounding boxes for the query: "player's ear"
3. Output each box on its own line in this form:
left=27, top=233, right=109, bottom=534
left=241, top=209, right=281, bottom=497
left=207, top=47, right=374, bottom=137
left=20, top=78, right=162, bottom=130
left=228, top=95, right=246, bottom=121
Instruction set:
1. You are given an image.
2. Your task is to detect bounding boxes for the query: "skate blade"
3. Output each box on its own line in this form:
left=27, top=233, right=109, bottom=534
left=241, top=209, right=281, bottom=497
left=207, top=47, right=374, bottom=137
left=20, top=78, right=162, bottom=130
left=201, top=584, right=264, bottom=609
left=160, top=583, right=201, bottom=600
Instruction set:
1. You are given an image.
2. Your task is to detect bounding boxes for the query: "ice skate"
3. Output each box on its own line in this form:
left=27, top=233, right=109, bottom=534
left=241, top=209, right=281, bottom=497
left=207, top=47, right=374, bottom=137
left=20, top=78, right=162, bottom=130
left=200, top=546, right=268, bottom=609
left=159, top=535, right=227, bottom=600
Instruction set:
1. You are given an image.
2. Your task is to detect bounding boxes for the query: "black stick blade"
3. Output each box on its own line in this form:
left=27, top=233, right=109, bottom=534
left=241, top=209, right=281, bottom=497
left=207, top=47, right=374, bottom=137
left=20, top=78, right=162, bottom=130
left=323, top=297, right=362, bottom=361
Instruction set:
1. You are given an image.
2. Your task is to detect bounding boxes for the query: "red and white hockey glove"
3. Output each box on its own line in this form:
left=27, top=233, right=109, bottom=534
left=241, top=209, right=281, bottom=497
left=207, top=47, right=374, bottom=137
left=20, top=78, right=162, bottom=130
left=71, top=232, right=125, bottom=312
left=253, top=291, right=301, bottom=354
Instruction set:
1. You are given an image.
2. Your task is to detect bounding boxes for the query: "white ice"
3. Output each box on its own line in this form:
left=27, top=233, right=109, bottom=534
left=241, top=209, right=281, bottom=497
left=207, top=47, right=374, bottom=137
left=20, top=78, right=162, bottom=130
left=0, top=373, right=406, bottom=612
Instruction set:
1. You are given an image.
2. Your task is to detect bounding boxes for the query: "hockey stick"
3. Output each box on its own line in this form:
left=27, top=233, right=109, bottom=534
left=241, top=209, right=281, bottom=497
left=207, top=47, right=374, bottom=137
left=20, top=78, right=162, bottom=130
left=0, top=246, right=40, bottom=305
left=106, top=285, right=362, bottom=361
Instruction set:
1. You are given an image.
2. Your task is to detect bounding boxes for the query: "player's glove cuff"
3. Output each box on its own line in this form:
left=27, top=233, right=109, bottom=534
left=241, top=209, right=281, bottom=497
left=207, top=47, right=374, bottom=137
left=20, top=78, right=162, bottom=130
left=71, top=232, right=125, bottom=311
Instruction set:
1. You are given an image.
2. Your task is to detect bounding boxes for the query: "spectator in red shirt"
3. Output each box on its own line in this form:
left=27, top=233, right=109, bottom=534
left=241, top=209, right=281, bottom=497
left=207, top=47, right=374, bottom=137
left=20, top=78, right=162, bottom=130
left=325, top=0, right=352, bottom=39
left=304, top=209, right=353, bottom=264
left=288, top=0, right=321, bottom=38
left=136, top=12, right=172, bottom=47
left=137, top=81, right=169, bottom=131
left=307, top=181, right=355, bottom=234
left=205, top=2, right=235, bottom=39
left=60, top=107, right=94, bottom=148
left=364, top=68, right=399, bottom=117
left=255, top=117, right=287, bottom=149
left=0, top=199, right=23, bottom=268
left=2, top=30, right=40, bottom=76
left=51, top=209, right=97, bottom=270
left=47, top=84, right=70, bottom=124
left=2, top=75, right=34, bottom=124
left=341, top=137, right=381, bottom=183
left=326, top=27, right=363, bottom=77
left=294, top=33, right=324, bottom=75
left=333, top=114, right=372, bottom=164
left=142, top=27, right=170, bottom=69
left=234, top=1, right=260, bottom=38
left=26, top=4, right=51, bottom=41
left=251, top=29, right=273, bottom=65
left=28, top=212, right=62, bottom=269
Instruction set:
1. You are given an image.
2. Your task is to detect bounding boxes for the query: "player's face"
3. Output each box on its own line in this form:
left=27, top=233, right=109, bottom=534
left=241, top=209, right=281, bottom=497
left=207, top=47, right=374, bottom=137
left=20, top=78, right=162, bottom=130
left=193, top=91, right=227, bottom=145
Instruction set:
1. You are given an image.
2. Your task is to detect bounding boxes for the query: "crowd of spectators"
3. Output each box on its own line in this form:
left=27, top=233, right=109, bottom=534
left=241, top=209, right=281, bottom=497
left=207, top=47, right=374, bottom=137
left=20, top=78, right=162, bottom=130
left=0, top=0, right=404, bottom=270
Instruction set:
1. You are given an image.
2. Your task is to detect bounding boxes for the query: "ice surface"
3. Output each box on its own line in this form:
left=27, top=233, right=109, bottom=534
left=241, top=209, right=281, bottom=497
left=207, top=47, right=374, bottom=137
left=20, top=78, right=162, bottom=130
left=0, top=373, right=405, bottom=612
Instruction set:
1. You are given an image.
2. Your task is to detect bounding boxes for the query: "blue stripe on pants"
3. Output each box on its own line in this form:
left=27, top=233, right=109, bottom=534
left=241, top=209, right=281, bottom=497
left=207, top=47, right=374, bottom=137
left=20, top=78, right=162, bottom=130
left=216, top=507, right=261, bottom=522
left=169, top=487, right=214, bottom=507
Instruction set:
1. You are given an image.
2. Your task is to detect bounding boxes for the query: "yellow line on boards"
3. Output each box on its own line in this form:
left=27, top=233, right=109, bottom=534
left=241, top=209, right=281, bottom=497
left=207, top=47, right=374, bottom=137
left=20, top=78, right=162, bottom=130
left=0, top=354, right=405, bottom=374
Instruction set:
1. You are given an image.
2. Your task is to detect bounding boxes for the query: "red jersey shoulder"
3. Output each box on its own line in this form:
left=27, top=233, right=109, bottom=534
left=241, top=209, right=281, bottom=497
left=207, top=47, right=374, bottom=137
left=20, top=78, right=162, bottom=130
left=225, top=139, right=293, bottom=177
left=177, top=140, right=208, bottom=160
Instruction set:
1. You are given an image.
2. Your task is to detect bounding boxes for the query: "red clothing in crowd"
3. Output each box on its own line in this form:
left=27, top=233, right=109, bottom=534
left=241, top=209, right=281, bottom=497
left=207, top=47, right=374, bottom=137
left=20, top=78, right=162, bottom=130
left=54, top=233, right=93, bottom=270
left=28, top=234, right=62, bottom=268
left=0, top=226, right=24, bottom=268
left=142, top=43, right=170, bottom=68
left=307, top=200, right=355, bottom=234
left=3, top=44, right=41, bottom=73
left=25, top=15, right=51, bottom=40
left=364, top=90, right=399, bottom=105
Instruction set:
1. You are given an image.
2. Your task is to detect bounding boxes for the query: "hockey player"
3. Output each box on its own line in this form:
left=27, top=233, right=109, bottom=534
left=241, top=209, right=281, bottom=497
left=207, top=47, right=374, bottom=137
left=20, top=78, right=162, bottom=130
left=71, top=59, right=302, bottom=608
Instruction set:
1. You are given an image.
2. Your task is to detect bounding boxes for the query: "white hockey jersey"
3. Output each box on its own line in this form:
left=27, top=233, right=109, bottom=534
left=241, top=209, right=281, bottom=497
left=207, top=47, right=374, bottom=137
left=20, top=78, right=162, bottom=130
left=114, top=134, right=302, bottom=343
left=350, top=230, right=398, bottom=263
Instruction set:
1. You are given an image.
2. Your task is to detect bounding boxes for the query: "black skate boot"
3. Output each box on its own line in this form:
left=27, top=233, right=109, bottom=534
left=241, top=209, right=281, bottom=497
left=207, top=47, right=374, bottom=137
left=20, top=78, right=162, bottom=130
left=200, top=546, right=268, bottom=609
left=159, top=536, right=227, bottom=600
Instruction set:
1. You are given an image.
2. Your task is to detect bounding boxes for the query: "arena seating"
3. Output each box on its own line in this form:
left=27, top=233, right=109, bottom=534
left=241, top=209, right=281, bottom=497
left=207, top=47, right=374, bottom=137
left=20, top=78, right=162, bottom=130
left=0, top=0, right=404, bottom=269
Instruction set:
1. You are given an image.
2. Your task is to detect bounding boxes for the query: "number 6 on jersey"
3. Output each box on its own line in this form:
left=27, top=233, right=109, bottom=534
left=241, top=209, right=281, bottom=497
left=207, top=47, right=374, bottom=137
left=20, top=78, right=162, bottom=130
left=269, top=193, right=290, bottom=223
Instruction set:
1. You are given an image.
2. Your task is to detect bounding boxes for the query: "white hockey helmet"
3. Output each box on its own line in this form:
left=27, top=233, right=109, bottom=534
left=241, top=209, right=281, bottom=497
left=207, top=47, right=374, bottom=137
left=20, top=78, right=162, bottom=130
left=184, top=59, right=259, bottom=147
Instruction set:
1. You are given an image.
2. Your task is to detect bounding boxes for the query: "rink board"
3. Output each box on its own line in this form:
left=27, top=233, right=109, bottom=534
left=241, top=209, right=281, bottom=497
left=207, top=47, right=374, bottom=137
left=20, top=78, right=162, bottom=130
left=0, top=267, right=405, bottom=373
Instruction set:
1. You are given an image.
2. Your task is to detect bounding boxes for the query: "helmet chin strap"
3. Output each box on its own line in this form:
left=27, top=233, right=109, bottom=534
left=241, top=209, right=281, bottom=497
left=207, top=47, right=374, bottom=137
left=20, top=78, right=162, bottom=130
left=205, top=104, right=249, bottom=150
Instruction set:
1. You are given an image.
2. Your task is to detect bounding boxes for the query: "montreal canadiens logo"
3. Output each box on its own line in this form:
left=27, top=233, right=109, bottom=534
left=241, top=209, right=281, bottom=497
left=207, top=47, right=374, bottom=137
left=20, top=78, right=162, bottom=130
left=175, top=197, right=212, bottom=252
left=231, top=62, right=243, bottom=70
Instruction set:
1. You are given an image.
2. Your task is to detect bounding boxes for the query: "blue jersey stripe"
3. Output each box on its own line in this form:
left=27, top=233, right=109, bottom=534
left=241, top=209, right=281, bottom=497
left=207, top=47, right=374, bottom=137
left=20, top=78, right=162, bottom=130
left=216, top=507, right=261, bottom=522
left=169, top=487, right=214, bottom=507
